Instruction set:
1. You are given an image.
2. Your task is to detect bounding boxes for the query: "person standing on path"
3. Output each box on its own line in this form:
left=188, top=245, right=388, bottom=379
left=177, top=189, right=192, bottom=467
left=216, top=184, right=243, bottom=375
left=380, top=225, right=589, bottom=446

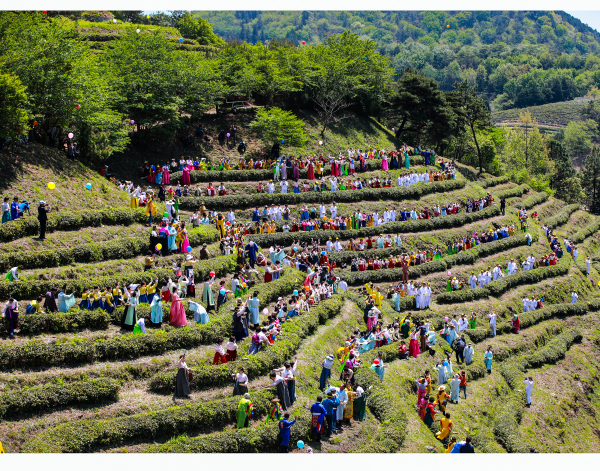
left=524, top=377, right=533, bottom=406
left=37, top=201, right=50, bottom=240
left=484, top=346, right=493, bottom=374
left=488, top=312, right=497, bottom=337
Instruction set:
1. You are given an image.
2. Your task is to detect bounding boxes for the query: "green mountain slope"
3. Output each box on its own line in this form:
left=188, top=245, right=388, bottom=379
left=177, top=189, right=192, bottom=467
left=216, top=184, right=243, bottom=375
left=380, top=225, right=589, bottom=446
left=195, top=11, right=600, bottom=109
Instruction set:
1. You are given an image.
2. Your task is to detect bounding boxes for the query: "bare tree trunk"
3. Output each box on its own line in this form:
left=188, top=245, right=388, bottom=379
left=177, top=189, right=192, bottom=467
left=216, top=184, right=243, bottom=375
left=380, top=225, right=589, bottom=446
left=470, top=123, right=483, bottom=174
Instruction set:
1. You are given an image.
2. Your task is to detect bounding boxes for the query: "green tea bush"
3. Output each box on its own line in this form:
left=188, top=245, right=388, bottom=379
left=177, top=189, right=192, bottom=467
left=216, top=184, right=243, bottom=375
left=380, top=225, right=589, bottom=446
left=0, top=208, right=148, bottom=243
left=0, top=378, right=120, bottom=420
left=0, top=310, right=110, bottom=336
left=22, top=389, right=275, bottom=453
left=544, top=204, right=580, bottom=228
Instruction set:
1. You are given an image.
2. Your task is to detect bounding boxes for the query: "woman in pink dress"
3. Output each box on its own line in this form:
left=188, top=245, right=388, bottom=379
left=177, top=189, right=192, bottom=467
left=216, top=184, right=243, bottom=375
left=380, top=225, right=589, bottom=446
left=307, top=159, right=315, bottom=180
left=181, top=166, right=191, bottom=185
left=169, top=287, right=187, bottom=327
left=162, top=165, right=170, bottom=185
left=409, top=329, right=420, bottom=357
left=382, top=153, right=389, bottom=171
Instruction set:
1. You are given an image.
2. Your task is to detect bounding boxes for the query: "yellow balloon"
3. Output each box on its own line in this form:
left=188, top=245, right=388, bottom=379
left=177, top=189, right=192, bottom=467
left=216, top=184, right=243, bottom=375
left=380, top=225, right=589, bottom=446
left=146, top=15, right=150, bottom=19
left=156, top=243, right=162, bottom=250
left=48, top=182, right=56, bottom=190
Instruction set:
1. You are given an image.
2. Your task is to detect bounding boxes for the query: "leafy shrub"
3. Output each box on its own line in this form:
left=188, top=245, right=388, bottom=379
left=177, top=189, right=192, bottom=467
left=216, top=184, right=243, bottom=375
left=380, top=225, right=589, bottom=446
left=478, top=175, right=509, bottom=188
left=570, top=218, right=600, bottom=244
left=494, top=328, right=582, bottom=453
left=22, top=389, right=276, bottom=453
left=519, top=191, right=549, bottom=210
left=350, top=368, right=408, bottom=452
left=179, top=179, right=465, bottom=211
left=148, top=295, right=345, bottom=393
left=0, top=208, right=148, bottom=244
left=0, top=310, right=110, bottom=336
left=544, top=203, right=579, bottom=228
left=0, top=378, right=120, bottom=420
left=143, top=411, right=312, bottom=453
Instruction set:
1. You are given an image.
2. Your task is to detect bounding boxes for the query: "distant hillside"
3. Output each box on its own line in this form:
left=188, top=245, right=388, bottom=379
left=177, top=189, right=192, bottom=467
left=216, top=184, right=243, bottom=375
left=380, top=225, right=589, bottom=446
left=492, top=97, right=592, bottom=128
left=195, top=11, right=600, bottom=109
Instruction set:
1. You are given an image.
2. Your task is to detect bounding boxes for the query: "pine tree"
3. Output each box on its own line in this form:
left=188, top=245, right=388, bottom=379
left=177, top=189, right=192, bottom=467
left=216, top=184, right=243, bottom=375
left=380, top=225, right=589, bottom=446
left=582, top=146, right=600, bottom=214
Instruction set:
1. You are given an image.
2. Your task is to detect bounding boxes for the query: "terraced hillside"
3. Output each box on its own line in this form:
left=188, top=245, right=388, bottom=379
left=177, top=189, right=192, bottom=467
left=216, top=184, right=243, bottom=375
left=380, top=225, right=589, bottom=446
left=1, top=149, right=600, bottom=454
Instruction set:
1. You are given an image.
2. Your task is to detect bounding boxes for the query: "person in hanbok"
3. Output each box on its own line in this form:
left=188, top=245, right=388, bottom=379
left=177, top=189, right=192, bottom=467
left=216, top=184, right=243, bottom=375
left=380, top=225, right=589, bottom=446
left=162, top=164, right=170, bottom=185
left=236, top=393, right=254, bottom=429
left=181, top=165, right=191, bottom=185
left=370, top=359, right=385, bottom=382
left=3, top=298, right=19, bottom=338
left=248, top=291, right=260, bottom=327
left=307, top=160, right=315, bottom=180
left=484, top=346, right=493, bottom=373
left=174, top=354, right=190, bottom=398
left=352, top=384, right=366, bottom=421
left=436, top=360, right=447, bottom=385
left=267, top=372, right=292, bottom=410
left=273, top=358, right=298, bottom=404
left=450, top=374, right=460, bottom=403
left=320, top=354, right=334, bottom=390
left=190, top=301, right=209, bottom=324
left=167, top=223, right=177, bottom=254
left=150, top=294, right=163, bottom=327
left=57, top=286, right=76, bottom=313
left=202, top=274, right=216, bottom=311
left=292, top=161, right=299, bottom=180
left=390, top=152, right=399, bottom=169
left=367, top=307, right=380, bottom=331
left=409, top=328, right=420, bottom=357
left=120, top=288, right=137, bottom=331
left=382, top=153, right=388, bottom=170
left=464, top=343, right=474, bottom=365
left=404, top=152, right=410, bottom=168
left=169, top=287, right=187, bottom=327
left=436, top=412, right=453, bottom=442
left=336, top=383, right=349, bottom=429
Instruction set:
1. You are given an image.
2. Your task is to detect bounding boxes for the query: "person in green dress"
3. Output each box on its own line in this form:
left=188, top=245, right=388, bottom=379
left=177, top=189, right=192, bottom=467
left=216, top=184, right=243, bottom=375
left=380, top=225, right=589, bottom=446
left=352, top=384, right=367, bottom=421
left=236, top=393, right=253, bottom=428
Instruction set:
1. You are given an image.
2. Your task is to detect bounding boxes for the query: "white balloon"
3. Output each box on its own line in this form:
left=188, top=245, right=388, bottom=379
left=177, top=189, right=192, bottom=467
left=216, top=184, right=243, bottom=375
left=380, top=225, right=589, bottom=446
left=136, top=29, right=140, bottom=33
left=319, top=141, right=323, bottom=145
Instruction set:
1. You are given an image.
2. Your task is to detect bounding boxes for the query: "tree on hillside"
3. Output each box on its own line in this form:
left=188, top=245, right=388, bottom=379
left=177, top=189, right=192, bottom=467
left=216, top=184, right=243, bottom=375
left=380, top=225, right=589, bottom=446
left=103, top=30, right=182, bottom=133
left=248, top=107, right=308, bottom=148
left=0, top=12, right=129, bottom=160
left=177, top=11, right=225, bottom=46
left=307, top=32, right=393, bottom=134
left=448, top=80, right=491, bottom=174
left=561, top=119, right=598, bottom=159
left=0, top=73, right=29, bottom=143
left=501, top=112, right=554, bottom=192
left=548, top=140, right=583, bottom=204
left=386, top=69, right=454, bottom=147
left=582, top=146, right=600, bottom=214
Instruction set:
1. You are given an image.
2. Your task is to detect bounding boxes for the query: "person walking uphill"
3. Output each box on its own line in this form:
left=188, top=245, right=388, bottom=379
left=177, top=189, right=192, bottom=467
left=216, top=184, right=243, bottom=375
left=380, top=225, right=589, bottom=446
left=37, top=201, right=50, bottom=240
left=236, top=393, right=253, bottom=428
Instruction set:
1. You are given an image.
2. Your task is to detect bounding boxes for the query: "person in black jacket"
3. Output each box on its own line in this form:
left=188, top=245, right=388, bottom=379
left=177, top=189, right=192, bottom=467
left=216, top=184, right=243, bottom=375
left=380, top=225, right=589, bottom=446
left=37, top=201, right=50, bottom=240
left=460, top=436, right=475, bottom=453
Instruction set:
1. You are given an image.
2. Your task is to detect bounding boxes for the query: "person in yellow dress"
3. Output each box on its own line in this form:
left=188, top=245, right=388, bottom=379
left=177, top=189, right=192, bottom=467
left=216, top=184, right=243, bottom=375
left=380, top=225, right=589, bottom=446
left=445, top=436, right=457, bottom=452
left=372, top=288, right=383, bottom=309
left=342, top=384, right=355, bottom=423
left=0, top=438, right=4, bottom=452
left=436, top=412, right=453, bottom=441
left=434, top=385, right=448, bottom=413
left=145, top=196, right=159, bottom=226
